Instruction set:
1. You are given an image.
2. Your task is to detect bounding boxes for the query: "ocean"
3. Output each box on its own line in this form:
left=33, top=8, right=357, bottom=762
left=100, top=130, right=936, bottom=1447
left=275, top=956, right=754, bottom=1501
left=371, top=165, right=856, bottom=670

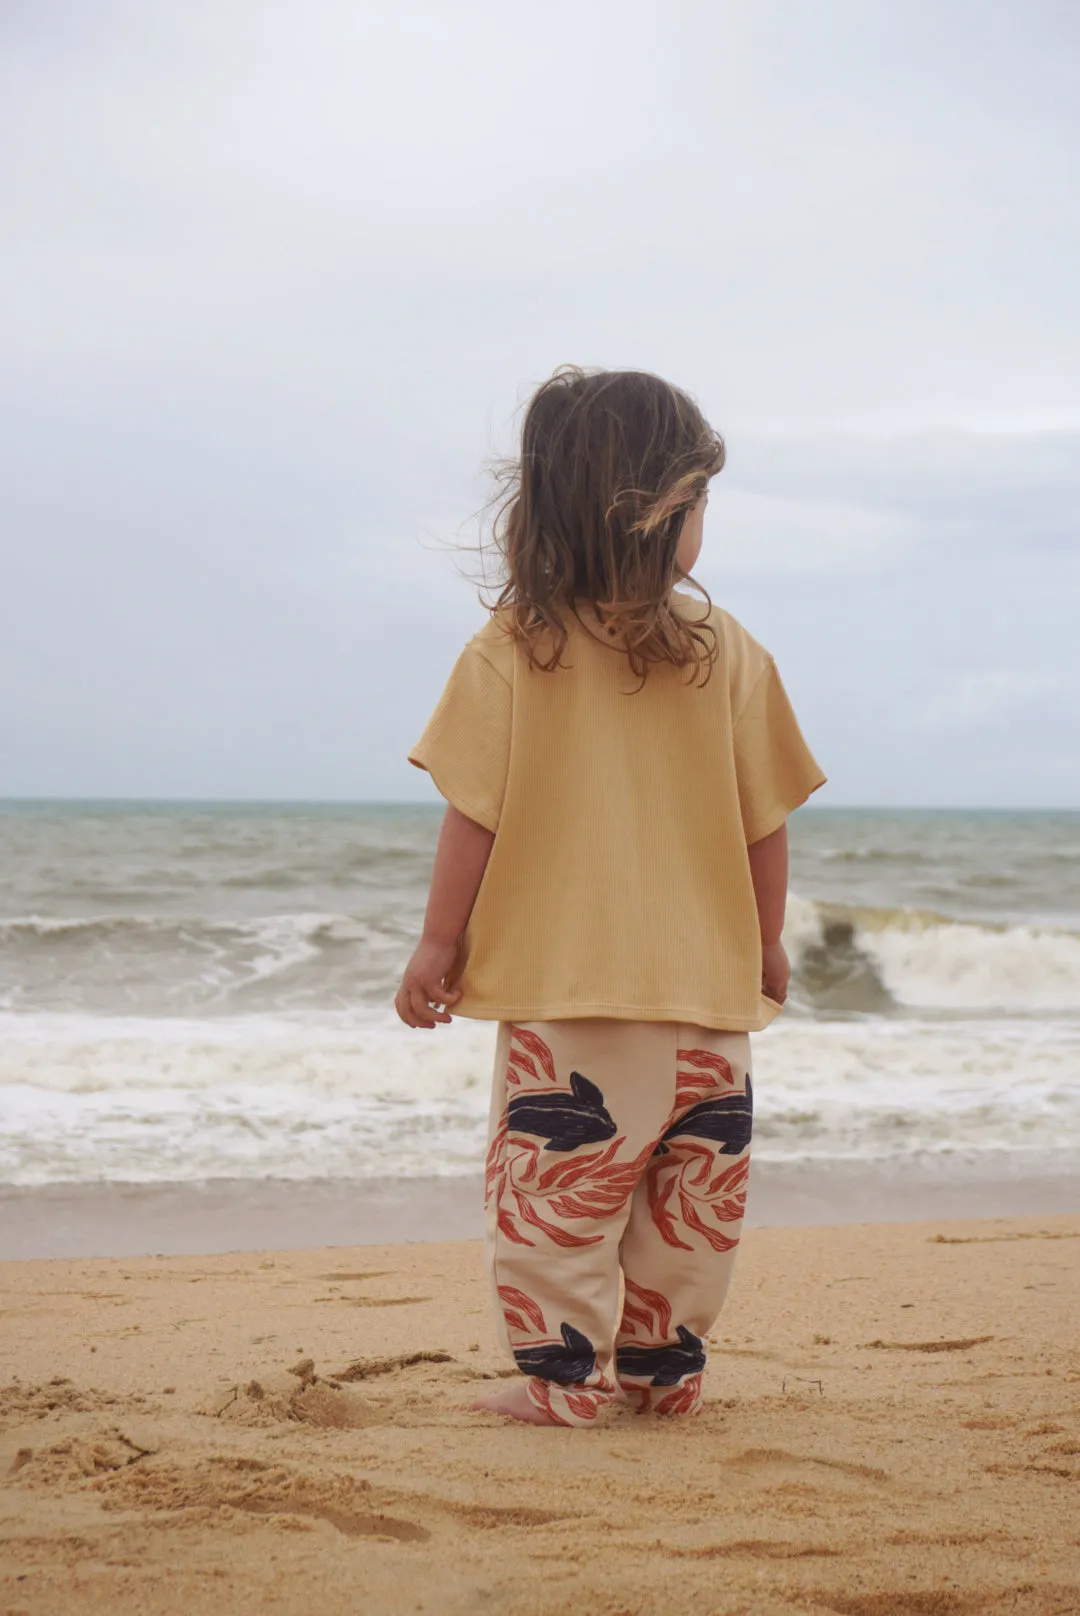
left=1, top=802, right=1078, bottom=1192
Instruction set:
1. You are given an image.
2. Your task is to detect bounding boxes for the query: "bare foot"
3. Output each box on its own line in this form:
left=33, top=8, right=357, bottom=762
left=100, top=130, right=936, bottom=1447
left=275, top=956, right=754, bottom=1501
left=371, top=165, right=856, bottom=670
left=469, top=1381, right=560, bottom=1425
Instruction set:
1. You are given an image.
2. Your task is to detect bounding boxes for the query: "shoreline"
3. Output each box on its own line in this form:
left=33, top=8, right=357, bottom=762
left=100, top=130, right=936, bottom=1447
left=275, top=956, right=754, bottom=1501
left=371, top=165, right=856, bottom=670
left=3, top=1151, right=1077, bottom=1260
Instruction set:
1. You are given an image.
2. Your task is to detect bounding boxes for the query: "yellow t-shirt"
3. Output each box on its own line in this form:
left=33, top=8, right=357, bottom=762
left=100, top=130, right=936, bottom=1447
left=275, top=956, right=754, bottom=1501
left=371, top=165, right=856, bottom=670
left=408, top=594, right=826, bottom=1031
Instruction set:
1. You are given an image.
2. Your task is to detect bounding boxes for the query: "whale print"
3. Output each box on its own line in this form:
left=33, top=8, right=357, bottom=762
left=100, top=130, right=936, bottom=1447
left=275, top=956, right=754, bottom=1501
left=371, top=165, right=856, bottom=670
left=507, top=1070, right=617, bottom=1152
left=487, top=1024, right=754, bottom=1423
left=513, top=1322, right=597, bottom=1385
left=654, top=1075, right=753, bottom=1158
left=616, top=1325, right=707, bottom=1386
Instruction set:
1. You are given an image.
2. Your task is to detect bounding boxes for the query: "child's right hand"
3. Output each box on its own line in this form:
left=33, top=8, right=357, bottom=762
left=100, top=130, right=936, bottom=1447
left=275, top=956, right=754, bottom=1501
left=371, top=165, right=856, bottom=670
left=394, top=936, right=462, bottom=1029
left=761, top=940, right=790, bottom=1005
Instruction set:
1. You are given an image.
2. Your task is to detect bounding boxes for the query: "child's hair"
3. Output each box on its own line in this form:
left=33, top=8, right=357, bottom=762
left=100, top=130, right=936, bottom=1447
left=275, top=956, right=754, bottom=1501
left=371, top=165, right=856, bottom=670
left=485, top=366, right=725, bottom=687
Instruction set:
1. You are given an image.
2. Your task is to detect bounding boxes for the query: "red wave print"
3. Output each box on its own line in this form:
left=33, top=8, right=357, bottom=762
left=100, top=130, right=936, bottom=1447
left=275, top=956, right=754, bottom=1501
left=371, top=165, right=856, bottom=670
left=495, top=1131, right=656, bottom=1248
left=506, top=1053, right=536, bottom=1086
left=646, top=1166, right=695, bottom=1253
left=496, top=1205, right=534, bottom=1246
left=622, top=1277, right=672, bottom=1340
left=707, top=1154, right=750, bottom=1215
left=509, top=1026, right=558, bottom=1085
left=679, top=1189, right=741, bottom=1252
left=485, top=1117, right=508, bottom=1202
left=513, top=1188, right=604, bottom=1248
left=646, top=1139, right=748, bottom=1253
left=497, top=1285, right=546, bottom=1334
left=527, top=1378, right=571, bottom=1426
left=676, top=1048, right=735, bottom=1084
left=672, top=1051, right=742, bottom=1115
left=677, top=1138, right=719, bottom=1189
left=547, top=1141, right=655, bottom=1222
left=655, top=1373, right=703, bottom=1416
left=562, top=1389, right=603, bottom=1422
left=534, top=1140, right=618, bottom=1194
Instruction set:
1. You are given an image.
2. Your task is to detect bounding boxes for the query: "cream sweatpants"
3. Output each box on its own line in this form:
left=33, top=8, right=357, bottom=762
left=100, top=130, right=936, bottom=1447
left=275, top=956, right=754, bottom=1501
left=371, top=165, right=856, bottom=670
left=484, top=1019, right=753, bottom=1426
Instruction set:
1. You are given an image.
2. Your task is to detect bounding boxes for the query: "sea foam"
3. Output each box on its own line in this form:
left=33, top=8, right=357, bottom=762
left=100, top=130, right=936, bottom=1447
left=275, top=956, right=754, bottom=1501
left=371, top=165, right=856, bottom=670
left=1, top=1010, right=1076, bottom=1187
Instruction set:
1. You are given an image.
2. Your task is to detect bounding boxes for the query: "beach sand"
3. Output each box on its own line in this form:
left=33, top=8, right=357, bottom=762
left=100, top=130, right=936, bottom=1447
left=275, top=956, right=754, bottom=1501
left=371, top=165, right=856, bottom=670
left=2, top=1215, right=1078, bottom=1616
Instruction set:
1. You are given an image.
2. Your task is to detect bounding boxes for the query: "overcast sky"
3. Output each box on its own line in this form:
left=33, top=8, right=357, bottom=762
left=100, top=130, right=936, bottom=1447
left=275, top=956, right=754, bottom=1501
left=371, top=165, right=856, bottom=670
left=2, top=1, right=1077, bottom=807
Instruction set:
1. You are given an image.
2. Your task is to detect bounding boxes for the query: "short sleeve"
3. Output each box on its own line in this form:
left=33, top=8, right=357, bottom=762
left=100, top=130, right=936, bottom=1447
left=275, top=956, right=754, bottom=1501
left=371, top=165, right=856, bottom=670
left=407, top=642, right=512, bottom=834
left=733, top=660, right=826, bottom=844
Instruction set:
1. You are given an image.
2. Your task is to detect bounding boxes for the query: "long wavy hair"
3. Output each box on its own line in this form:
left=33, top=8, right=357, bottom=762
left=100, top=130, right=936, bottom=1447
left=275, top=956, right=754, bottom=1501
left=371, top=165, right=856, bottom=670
left=483, top=366, right=725, bottom=687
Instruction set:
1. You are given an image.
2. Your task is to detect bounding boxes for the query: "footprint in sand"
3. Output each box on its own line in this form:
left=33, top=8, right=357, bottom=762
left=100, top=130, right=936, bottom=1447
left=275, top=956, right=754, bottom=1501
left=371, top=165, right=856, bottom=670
left=664, top=1538, right=840, bottom=1561
left=929, top=1230, right=1080, bottom=1245
left=431, top=1499, right=569, bottom=1529
left=311, top=1279, right=432, bottom=1307
left=93, top=1454, right=430, bottom=1542
left=859, top=1336, right=995, bottom=1354
left=330, top=1351, right=454, bottom=1382
left=825, top=1593, right=983, bottom=1616
left=350, top=1295, right=432, bottom=1308
left=884, top=1530, right=996, bottom=1548
left=726, top=1446, right=891, bottom=1487
left=315, top=1271, right=390, bottom=1281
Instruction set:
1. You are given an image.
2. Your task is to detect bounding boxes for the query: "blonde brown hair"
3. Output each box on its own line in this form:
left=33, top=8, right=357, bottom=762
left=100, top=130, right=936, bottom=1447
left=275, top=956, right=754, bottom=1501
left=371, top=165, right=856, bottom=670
left=483, top=366, right=725, bottom=687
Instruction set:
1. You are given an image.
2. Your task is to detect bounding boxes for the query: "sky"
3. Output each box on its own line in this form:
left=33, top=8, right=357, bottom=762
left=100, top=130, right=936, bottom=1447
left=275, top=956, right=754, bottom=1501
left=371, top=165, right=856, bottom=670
left=1, top=1, right=1078, bottom=807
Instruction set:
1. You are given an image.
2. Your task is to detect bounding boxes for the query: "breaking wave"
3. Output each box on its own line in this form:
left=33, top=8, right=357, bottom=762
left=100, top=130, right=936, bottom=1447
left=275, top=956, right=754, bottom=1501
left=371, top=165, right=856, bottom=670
left=3, top=900, right=1077, bottom=1019
left=783, top=896, right=1080, bottom=1017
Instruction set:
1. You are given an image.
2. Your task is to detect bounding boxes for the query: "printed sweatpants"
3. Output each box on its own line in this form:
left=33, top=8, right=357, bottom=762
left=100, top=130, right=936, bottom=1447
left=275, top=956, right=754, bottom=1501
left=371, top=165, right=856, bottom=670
left=484, top=1019, right=753, bottom=1426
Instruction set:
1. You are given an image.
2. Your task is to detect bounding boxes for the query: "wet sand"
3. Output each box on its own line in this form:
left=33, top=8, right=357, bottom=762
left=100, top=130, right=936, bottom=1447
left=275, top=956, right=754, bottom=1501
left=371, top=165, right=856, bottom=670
left=2, top=1214, right=1078, bottom=1615
left=3, top=1151, right=1079, bottom=1260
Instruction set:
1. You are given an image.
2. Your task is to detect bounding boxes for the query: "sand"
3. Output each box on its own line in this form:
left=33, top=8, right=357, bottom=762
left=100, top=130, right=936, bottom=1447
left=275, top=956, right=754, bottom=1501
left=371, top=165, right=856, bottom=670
left=1, top=1215, right=1078, bottom=1616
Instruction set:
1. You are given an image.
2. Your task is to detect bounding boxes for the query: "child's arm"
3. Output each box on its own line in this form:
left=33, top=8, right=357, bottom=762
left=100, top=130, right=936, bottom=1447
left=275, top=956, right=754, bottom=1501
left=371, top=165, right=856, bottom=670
left=395, top=804, right=495, bottom=1029
left=747, top=821, right=790, bottom=1003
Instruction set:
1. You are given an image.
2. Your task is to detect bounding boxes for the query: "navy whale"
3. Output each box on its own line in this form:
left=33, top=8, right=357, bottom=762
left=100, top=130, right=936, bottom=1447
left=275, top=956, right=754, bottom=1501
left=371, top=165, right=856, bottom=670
left=507, top=1071, right=617, bottom=1153
left=653, top=1076, right=753, bottom=1157
left=616, top=1325, right=707, bottom=1386
left=514, top=1322, right=597, bottom=1385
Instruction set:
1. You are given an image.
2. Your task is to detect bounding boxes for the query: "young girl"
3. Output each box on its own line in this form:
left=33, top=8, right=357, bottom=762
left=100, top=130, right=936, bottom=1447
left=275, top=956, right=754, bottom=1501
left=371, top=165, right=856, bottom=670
left=395, top=367, right=825, bottom=1426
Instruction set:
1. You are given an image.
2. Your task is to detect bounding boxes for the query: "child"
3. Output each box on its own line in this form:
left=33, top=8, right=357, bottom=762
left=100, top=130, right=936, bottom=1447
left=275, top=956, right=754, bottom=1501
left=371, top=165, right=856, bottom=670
left=395, top=367, right=825, bottom=1426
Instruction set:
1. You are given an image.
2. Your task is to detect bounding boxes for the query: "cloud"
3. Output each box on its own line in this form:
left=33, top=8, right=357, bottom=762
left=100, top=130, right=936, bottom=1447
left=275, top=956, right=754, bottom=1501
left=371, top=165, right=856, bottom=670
left=713, top=428, right=1080, bottom=573
left=909, top=669, right=1073, bottom=733
left=0, top=2, right=1077, bottom=804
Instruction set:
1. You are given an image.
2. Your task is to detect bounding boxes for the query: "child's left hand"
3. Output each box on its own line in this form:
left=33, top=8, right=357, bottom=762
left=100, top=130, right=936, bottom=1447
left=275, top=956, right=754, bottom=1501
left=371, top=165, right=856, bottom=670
left=394, top=936, right=462, bottom=1029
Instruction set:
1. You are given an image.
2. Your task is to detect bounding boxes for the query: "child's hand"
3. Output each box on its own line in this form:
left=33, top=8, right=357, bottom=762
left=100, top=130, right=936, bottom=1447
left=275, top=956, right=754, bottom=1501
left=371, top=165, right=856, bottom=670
left=395, top=936, right=462, bottom=1029
left=761, top=940, right=790, bottom=1005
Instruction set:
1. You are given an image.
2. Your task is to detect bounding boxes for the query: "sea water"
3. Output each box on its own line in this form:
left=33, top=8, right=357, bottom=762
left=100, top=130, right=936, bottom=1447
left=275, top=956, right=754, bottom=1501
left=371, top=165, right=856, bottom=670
left=1, top=803, right=1077, bottom=1187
